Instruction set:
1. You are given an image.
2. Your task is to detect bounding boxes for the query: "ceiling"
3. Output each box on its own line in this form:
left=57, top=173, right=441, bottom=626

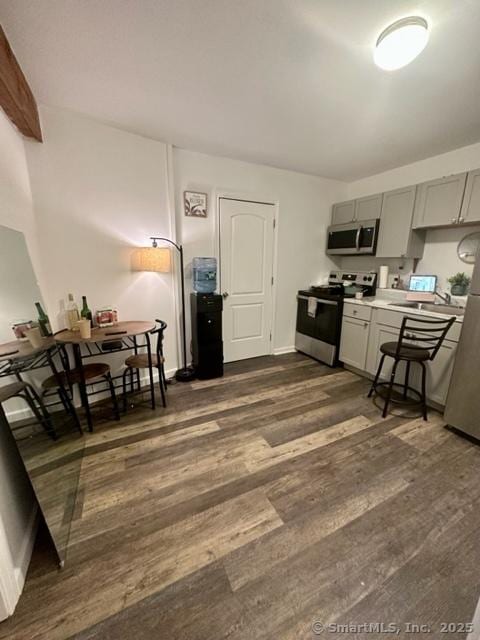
left=1, top=0, right=480, bottom=181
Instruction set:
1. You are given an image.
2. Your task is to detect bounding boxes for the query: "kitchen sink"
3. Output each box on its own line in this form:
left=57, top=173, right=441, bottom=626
left=388, top=302, right=465, bottom=316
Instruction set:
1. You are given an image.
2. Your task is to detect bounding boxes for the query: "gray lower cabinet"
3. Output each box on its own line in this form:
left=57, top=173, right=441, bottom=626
left=376, top=185, right=424, bottom=258
left=460, top=168, right=480, bottom=224
left=339, top=316, right=370, bottom=370
left=354, top=193, right=383, bottom=221
left=331, top=200, right=355, bottom=225
left=413, top=172, right=468, bottom=228
left=353, top=307, right=461, bottom=407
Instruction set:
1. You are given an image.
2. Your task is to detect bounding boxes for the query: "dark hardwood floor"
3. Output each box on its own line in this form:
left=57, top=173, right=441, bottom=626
left=1, top=353, right=479, bottom=639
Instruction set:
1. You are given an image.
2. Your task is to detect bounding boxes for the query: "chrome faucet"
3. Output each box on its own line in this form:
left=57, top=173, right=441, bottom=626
left=435, top=289, right=452, bottom=305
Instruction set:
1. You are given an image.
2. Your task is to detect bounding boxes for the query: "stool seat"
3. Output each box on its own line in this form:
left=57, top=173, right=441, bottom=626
left=380, top=341, right=430, bottom=362
left=0, top=381, right=27, bottom=403
left=125, top=353, right=164, bottom=369
left=42, top=362, right=111, bottom=390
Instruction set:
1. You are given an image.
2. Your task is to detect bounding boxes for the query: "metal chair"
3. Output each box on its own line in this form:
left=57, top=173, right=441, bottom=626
left=368, top=314, right=456, bottom=420
left=41, top=343, right=119, bottom=431
left=122, top=320, right=167, bottom=411
left=0, top=380, right=57, bottom=440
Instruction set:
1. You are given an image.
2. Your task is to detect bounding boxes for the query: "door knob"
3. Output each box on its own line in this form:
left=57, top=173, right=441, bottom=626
left=222, top=292, right=229, bottom=299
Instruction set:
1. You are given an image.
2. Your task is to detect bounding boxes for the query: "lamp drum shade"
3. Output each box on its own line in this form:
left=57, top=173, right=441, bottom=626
left=132, top=247, right=172, bottom=272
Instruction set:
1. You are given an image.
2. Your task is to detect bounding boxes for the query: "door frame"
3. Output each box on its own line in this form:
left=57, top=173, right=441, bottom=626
left=216, top=191, right=279, bottom=357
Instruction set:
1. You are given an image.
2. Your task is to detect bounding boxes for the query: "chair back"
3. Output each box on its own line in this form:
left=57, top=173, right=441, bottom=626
left=397, top=315, right=456, bottom=361
left=152, top=320, right=167, bottom=362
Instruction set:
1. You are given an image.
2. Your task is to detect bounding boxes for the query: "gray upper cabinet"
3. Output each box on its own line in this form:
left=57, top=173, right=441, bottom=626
left=413, top=172, right=468, bottom=228
left=331, top=200, right=355, bottom=225
left=354, top=193, right=383, bottom=221
left=331, top=194, right=382, bottom=225
left=376, top=185, right=424, bottom=259
left=460, top=168, right=480, bottom=224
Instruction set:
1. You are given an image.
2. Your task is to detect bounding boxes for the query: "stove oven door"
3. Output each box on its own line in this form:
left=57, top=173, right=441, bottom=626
left=295, top=295, right=340, bottom=365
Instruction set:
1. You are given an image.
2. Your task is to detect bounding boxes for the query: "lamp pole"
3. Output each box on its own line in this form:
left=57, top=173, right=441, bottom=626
left=150, top=237, right=195, bottom=382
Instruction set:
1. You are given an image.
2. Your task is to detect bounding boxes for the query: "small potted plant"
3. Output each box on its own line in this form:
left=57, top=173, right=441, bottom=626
left=448, top=272, right=471, bottom=296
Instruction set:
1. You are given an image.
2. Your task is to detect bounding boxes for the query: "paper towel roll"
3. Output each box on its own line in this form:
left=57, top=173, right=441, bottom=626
left=379, top=265, right=389, bottom=289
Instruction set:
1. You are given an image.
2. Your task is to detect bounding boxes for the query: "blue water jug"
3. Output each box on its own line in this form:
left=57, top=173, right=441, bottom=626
left=193, top=257, right=217, bottom=293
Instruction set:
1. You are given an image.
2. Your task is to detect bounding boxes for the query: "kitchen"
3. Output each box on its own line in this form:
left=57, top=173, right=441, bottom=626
left=296, top=161, right=480, bottom=436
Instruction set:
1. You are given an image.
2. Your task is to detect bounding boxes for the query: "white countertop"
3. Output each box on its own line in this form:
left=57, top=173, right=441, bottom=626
left=344, top=291, right=465, bottom=323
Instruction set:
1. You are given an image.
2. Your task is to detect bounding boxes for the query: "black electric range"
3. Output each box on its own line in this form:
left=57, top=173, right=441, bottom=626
left=295, top=271, right=377, bottom=366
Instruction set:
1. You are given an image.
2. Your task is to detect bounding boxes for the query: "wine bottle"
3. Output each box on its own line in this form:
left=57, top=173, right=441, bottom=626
left=80, top=295, right=93, bottom=322
left=66, top=293, right=80, bottom=330
left=35, top=302, right=52, bottom=337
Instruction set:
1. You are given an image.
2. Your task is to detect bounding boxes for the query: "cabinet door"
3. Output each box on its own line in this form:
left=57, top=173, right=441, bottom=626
left=366, top=323, right=399, bottom=377
left=331, top=200, right=355, bottom=225
left=376, top=186, right=418, bottom=258
left=339, top=317, right=370, bottom=370
left=421, top=340, right=457, bottom=407
left=354, top=193, right=383, bottom=221
left=460, top=168, right=480, bottom=224
left=413, top=173, right=467, bottom=228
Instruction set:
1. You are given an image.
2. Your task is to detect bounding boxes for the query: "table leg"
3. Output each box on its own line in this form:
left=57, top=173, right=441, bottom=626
left=46, top=348, right=83, bottom=434
left=146, top=332, right=155, bottom=410
left=73, top=343, right=93, bottom=432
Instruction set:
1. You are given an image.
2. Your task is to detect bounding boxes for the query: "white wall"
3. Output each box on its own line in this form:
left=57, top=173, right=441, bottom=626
left=343, top=141, right=480, bottom=291
left=0, top=108, right=37, bottom=620
left=173, top=148, right=344, bottom=353
left=25, top=106, right=179, bottom=372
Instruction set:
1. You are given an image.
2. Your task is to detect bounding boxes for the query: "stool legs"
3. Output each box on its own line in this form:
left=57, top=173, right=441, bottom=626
left=158, top=368, right=166, bottom=408
left=368, top=354, right=386, bottom=398
left=105, top=373, right=120, bottom=421
left=23, top=384, right=57, bottom=440
left=122, top=367, right=130, bottom=413
left=403, top=361, right=411, bottom=400
left=382, top=359, right=399, bottom=419
left=420, top=362, right=428, bottom=421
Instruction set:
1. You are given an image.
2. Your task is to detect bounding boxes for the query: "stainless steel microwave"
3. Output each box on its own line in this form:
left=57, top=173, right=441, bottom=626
left=326, top=219, right=380, bottom=255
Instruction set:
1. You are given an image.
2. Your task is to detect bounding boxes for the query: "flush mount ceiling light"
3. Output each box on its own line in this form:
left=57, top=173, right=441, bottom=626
left=374, top=16, right=429, bottom=70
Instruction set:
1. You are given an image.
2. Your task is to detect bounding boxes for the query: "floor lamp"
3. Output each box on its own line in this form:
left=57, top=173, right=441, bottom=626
left=132, top=237, right=195, bottom=382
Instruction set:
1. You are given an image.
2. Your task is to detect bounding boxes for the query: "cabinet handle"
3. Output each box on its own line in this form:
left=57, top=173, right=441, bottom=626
left=364, top=322, right=368, bottom=328
left=451, top=218, right=457, bottom=224
left=459, top=217, right=465, bottom=223
left=353, top=309, right=358, bottom=315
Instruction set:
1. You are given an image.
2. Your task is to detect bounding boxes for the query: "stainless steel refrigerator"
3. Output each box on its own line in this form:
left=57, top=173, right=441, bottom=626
left=444, top=256, right=480, bottom=440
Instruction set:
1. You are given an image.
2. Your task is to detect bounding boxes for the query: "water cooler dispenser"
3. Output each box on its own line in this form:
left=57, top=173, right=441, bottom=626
left=190, top=293, right=223, bottom=379
left=190, top=257, right=223, bottom=379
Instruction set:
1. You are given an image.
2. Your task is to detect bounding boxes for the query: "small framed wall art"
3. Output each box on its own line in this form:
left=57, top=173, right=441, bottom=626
left=184, top=191, right=208, bottom=218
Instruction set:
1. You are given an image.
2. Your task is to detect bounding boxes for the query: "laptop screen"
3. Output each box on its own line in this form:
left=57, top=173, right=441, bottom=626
left=409, top=275, right=437, bottom=293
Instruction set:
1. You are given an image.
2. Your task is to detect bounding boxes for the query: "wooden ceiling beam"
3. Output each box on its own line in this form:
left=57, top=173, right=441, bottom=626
left=0, top=25, right=42, bottom=142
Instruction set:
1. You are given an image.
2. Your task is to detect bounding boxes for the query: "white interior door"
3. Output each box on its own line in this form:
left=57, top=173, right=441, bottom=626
left=219, top=198, right=275, bottom=362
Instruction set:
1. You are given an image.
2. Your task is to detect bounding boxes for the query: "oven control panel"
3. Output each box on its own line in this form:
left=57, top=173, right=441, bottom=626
left=328, top=271, right=377, bottom=286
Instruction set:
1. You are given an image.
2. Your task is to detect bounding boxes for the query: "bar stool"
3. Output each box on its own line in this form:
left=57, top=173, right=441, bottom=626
left=368, top=315, right=456, bottom=420
left=122, top=320, right=167, bottom=411
left=0, top=380, right=57, bottom=440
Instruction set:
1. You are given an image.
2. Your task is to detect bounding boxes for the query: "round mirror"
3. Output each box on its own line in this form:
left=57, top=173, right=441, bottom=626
left=457, top=232, right=480, bottom=264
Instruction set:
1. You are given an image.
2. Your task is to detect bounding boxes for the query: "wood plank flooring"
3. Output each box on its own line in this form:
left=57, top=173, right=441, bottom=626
left=1, top=353, right=480, bottom=639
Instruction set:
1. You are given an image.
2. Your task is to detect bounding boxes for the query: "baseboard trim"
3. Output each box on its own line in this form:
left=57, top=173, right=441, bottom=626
left=14, top=506, right=39, bottom=594
left=6, top=366, right=180, bottom=423
left=0, top=505, right=38, bottom=620
left=273, top=346, right=296, bottom=356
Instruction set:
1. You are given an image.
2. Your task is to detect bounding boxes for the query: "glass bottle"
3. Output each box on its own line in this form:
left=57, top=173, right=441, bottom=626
left=80, top=295, right=93, bottom=322
left=66, top=293, right=80, bottom=330
left=35, top=302, right=52, bottom=337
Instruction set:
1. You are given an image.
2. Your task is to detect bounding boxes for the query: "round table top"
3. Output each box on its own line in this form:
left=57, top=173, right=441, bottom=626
left=0, top=337, right=55, bottom=362
left=54, top=320, right=156, bottom=344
